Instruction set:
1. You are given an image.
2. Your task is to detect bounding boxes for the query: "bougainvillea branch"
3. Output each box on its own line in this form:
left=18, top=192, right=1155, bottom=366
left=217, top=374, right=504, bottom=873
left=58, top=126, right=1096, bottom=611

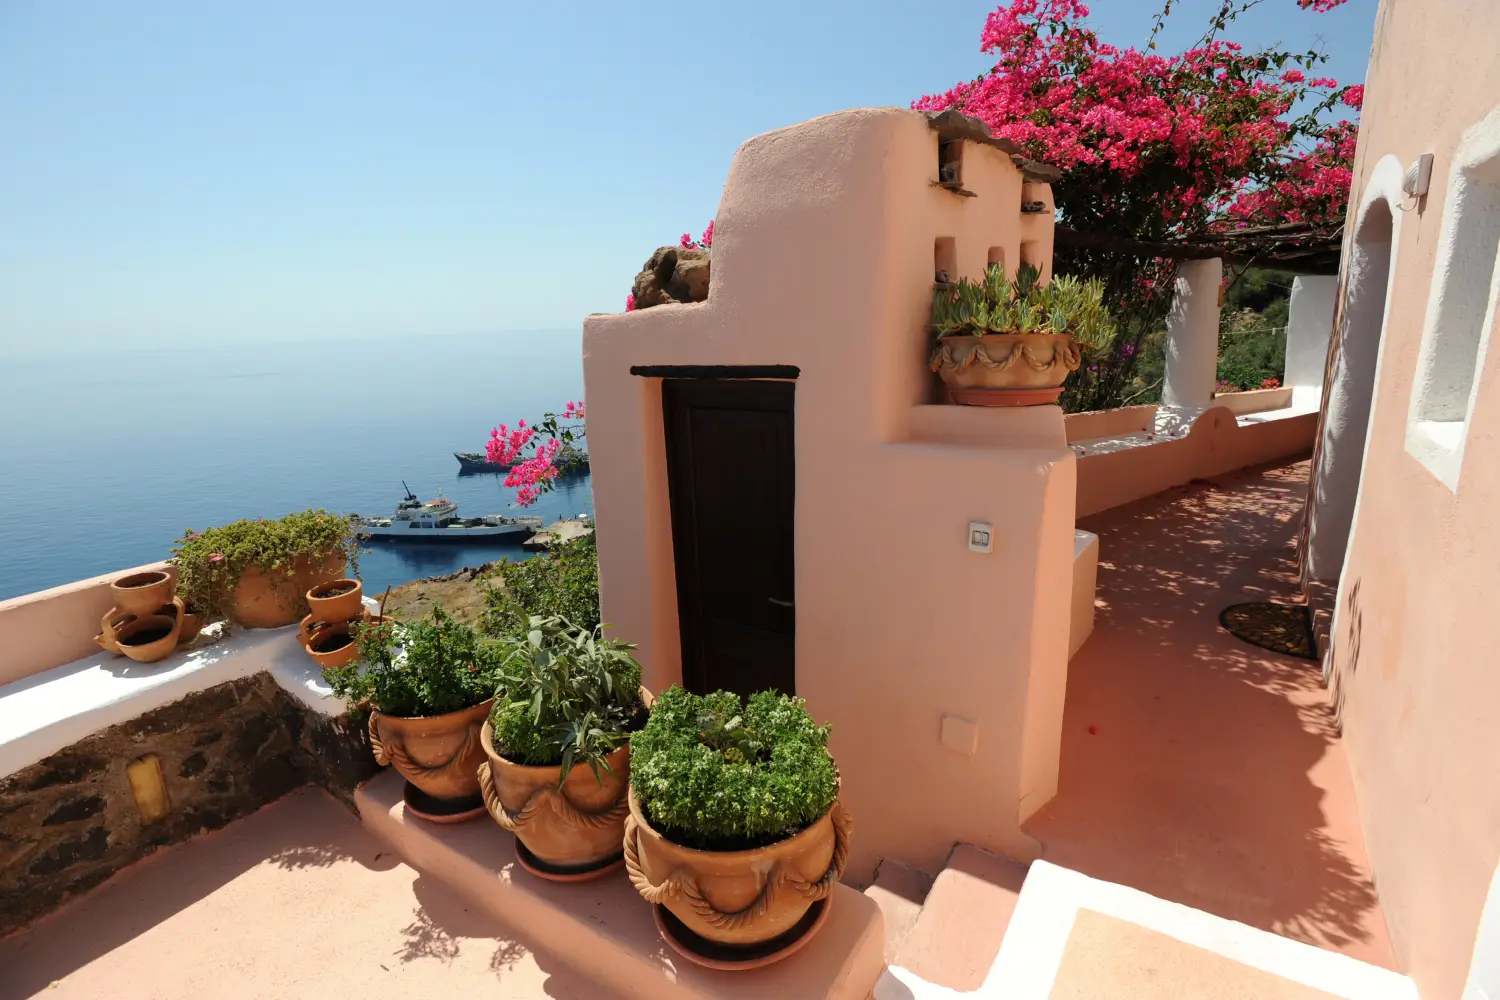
left=914, top=0, right=1361, bottom=409
left=485, top=401, right=587, bottom=507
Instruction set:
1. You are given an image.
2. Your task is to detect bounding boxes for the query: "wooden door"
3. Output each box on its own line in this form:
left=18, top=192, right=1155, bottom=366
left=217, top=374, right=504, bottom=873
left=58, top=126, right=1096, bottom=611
left=662, top=378, right=796, bottom=698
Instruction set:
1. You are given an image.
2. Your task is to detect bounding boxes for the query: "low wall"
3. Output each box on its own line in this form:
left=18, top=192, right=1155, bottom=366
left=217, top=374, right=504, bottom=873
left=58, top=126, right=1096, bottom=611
left=1209, top=386, right=1294, bottom=417
left=1064, top=405, right=1157, bottom=443
left=0, top=672, right=376, bottom=937
left=0, top=561, right=175, bottom=688
left=1075, top=406, right=1316, bottom=519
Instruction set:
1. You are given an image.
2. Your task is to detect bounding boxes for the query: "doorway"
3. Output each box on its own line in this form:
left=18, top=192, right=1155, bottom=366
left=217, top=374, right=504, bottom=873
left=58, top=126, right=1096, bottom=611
left=661, top=378, right=796, bottom=698
left=1306, top=199, right=1395, bottom=583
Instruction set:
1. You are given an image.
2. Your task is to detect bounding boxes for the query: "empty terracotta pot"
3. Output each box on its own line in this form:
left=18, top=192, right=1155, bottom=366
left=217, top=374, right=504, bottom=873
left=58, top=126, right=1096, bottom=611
left=224, top=552, right=346, bottom=629
left=478, top=723, right=630, bottom=877
left=624, top=788, right=852, bottom=949
left=110, top=570, right=174, bottom=615
left=97, top=597, right=185, bottom=663
left=306, top=578, right=363, bottom=623
left=369, top=699, right=492, bottom=805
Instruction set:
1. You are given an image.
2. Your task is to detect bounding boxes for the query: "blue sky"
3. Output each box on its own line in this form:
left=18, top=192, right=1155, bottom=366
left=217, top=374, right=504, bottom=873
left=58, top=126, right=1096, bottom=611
left=0, top=0, right=1377, bottom=353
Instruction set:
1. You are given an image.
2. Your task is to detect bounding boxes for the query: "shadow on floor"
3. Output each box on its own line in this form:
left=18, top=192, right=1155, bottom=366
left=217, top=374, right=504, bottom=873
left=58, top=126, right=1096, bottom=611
left=1026, top=460, right=1396, bottom=969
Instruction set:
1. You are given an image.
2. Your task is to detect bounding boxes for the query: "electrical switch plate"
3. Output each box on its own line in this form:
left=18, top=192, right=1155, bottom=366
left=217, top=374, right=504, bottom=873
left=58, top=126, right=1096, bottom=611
left=968, top=521, right=993, bottom=553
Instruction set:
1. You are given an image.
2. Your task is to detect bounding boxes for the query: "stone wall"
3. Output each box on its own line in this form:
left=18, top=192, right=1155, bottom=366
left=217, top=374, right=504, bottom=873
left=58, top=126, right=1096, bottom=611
left=0, top=672, right=377, bottom=936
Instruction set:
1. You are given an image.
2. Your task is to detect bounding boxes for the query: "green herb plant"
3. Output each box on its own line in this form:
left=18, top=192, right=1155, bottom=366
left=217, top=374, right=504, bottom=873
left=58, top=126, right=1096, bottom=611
left=629, top=686, right=838, bottom=852
left=932, top=263, right=1117, bottom=359
left=481, top=532, right=600, bottom=636
left=487, top=615, right=644, bottom=785
left=171, top=509, right=361, bottom=621
left=323, top=606, right=498, bottom=718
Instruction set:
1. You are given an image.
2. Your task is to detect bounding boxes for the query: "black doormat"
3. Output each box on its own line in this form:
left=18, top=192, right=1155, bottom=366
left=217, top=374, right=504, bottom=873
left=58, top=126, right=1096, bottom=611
left=1219, top=602, right=1319, bottom=661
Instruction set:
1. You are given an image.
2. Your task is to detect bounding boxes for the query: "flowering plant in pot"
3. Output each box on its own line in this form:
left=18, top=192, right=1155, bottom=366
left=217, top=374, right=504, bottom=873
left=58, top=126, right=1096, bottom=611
left=170, top=510, right=361, bottom=629
left=624, top=687, right=850, bottom=967
left=929, top=263, right=1115, bottom=406
left=477, top=615, right=649, bottom=880
left=323, top=607, right=499, bottom=822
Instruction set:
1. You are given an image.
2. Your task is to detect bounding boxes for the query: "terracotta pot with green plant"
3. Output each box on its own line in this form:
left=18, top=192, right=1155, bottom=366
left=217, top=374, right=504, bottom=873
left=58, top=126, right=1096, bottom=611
left=477, top=615, right=651, bottom=881
left=324, top=607, right=498, bottom=822
left=170, top=510, right=361, bottom=629
left=929, top=263, right=1115, bottom=406
left=624, top=687, right=851, bottom=968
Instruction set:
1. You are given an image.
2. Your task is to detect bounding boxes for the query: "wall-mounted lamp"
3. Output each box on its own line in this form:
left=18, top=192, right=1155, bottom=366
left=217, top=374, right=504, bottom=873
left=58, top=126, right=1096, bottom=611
left=1404, top=153, right=1434, bottom=198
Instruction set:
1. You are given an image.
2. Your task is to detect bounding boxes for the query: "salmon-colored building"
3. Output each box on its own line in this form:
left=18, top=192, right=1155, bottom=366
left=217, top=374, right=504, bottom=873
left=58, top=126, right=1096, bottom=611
left=2, top=2, right=1499, bottom=997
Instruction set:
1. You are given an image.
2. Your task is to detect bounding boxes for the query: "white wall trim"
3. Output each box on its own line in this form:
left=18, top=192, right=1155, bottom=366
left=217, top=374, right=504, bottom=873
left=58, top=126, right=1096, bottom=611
left=0, top=605, right=366, bottom=780
left=1316, top=151, right=1406, bottom=625
left=1403, top=101, right=1500, bottom=493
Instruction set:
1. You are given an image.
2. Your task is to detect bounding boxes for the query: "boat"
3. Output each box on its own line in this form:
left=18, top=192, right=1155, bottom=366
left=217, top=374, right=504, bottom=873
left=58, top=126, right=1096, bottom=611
left=454, top=445, right=591, bottom=476
left=354, top=483, right=542, bottom=543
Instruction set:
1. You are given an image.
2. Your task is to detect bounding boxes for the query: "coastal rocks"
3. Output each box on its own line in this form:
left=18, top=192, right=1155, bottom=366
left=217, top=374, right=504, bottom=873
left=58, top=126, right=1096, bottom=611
left=631, top=246, right=711, bottom=310
left=0, top=673, right=376, bottom=937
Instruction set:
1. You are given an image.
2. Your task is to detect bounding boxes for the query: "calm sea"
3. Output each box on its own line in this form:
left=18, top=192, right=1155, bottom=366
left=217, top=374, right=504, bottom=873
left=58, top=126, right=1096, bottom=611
left=0, top=331, right=593, bottom=602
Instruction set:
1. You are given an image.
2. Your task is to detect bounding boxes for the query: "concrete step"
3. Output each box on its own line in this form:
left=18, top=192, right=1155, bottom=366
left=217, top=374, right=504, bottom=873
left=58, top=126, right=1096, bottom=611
left=893, top=844, right=1028, bottom=991
left=355, top=769, right=886, bottom=1000
left=862, top=859, right=935, bottom=963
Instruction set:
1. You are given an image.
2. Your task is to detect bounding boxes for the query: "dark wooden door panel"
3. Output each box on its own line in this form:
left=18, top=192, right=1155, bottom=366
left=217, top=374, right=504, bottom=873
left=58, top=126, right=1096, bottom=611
left=662, top=378, right=795, bottom=698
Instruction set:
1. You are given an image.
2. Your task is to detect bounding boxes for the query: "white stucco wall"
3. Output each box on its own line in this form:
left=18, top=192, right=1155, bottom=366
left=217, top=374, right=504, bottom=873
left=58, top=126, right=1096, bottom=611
left=1286, top=275, right=1339, bottom=389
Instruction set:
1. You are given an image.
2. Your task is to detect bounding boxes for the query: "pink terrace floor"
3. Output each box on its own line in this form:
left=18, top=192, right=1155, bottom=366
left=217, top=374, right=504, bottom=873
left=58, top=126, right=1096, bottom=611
left=1026, top=459, right=1397, bottom=970
left=0, top=788, right=615, bottom=999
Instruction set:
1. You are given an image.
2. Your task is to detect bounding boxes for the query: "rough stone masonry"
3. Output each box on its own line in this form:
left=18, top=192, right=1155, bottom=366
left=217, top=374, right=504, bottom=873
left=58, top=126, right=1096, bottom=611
left=0, top=673, right=377, bottom=937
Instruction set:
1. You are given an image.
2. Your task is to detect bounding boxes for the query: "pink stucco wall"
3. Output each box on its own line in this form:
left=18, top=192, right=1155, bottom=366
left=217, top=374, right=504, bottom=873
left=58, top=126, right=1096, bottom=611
left=583, top=109, right=1076, bottom=881
left=1319, top=2, right=1500, bottom=995
left=0, top=561, right=175, bottom=686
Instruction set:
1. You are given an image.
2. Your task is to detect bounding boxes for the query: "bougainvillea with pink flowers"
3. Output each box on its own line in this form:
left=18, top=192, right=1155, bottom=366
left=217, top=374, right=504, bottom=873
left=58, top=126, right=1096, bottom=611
left=914, top=0, right=1361, bottom=409
left=485, top=401, right=587, bottom=506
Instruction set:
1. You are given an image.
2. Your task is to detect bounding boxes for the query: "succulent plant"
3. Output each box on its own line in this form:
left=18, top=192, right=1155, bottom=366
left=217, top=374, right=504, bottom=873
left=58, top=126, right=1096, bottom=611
left=930, top=260, right=1116, bottom=356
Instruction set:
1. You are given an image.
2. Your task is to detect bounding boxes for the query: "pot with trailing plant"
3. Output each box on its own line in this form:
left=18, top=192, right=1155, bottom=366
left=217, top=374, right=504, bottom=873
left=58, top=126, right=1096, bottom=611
left=323, top=607, right=498, bottom=822
left=170, top=510, right=361, bottom=629
left=476, top=615, right=650, bottom=881
left=624, top=687, right=851, bottom=969
left=929, top=263, right=1115, bottom=406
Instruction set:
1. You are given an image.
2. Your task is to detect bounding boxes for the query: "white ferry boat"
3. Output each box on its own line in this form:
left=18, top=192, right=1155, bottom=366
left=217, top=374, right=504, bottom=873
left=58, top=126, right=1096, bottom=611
left=355, top=485, right=542, bottom=543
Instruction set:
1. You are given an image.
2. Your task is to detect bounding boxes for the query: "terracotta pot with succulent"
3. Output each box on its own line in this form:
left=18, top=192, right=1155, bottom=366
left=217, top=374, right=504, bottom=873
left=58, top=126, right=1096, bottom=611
left=477, top=615, right=651, bottom=881
left=929, top=263, right=1115, bottom=406
left=323, top=607, right=498, bottom=822
left=624, top=687, right=851, bottom=969
left=170, top=510, right=361, bottom=629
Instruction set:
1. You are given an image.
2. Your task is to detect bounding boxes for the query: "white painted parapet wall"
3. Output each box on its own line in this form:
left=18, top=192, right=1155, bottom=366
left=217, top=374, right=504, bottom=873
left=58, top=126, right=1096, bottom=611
left=1162, top=258, right=1224, bottom=408
left=0, top=605, right=364, bottom=781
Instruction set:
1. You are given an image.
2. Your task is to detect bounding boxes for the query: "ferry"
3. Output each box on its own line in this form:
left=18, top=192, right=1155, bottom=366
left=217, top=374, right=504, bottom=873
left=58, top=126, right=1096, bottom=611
left=354, top=484, right=542, bottom=543
left=454, top=445, right=591, bottom=476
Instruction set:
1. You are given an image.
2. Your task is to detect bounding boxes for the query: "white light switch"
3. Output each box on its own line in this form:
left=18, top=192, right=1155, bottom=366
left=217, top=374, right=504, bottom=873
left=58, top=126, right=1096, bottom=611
left=968, top=521, right=993, bottom=553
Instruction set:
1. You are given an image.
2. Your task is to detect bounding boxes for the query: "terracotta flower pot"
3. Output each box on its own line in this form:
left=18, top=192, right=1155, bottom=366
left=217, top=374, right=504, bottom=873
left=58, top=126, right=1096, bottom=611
left=477, top=723, right=631, bottom=878
left=306, top=578, right=363, bottom=623
left=930, top=333, right=1081, bottom=405
left=224, top=552, right=346, bottom=629
left=298, top=619, right=361, bottom=670
left=96, top=597, right=185, bottom=663
left=110, top=570, right=174, bottom=615
left=369, top=699, right=492, bottom=805
left=623, top=787, right=852, bottom=950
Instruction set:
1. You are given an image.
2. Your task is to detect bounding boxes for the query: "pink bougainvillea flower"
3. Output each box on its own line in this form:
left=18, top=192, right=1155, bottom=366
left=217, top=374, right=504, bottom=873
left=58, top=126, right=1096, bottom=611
left=209, top=552, right=225, bottom=564
left=625, top=293, right=635, bottom=312
left=1342, top=84, right=1364, bottom=110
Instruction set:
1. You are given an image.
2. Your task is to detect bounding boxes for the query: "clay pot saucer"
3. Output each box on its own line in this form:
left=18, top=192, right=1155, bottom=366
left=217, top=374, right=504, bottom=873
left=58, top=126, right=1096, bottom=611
left=652, top=897, right=830, bottom=971
left=513, top=840, right=626, bottom=882
left=402, top=782, right=487, bottom=824
left=110, top=571, right=174, bottom=615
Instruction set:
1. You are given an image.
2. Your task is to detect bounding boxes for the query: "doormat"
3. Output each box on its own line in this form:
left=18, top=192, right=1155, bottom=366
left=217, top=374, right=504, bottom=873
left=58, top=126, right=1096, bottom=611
left=1218, top=602, right=1319, bottom=661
